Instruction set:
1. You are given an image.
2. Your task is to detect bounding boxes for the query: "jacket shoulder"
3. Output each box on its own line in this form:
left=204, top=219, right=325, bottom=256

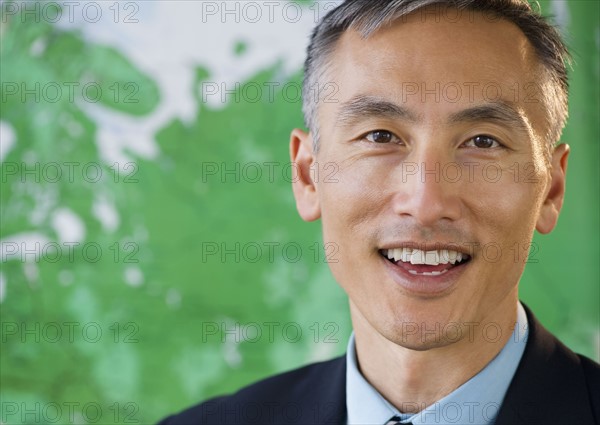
left=579, top=354, right=600, bottom=423
left=158, top=355, right=346, bottom=425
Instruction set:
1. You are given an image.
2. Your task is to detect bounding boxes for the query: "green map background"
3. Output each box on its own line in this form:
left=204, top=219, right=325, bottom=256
left=1, top=1, right=598, bottom=423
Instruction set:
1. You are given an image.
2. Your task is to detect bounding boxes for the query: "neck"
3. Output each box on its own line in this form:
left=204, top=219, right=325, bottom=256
left=351, top=295, right=519, bottom=413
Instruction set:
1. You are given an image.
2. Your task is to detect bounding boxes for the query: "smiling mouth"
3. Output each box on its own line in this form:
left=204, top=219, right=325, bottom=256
left=379, top=248, right=472, bottom=276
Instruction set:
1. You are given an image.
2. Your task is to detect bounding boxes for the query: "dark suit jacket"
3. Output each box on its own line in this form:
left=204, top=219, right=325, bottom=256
left=159, top=305, right=600, bottom=424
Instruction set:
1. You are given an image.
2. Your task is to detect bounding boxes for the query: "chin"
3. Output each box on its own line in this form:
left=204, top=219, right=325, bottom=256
left=382, top=323, right=460, bottom=351
left=375, top=300, right=474, bottom=344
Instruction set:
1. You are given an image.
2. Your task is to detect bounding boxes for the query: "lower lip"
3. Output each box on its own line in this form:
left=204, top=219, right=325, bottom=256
left=380, top=253, right=470, bottom=296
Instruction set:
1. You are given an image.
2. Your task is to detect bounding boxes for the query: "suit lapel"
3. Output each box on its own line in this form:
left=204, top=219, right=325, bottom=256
left=494, top=304, right=595, bottom=425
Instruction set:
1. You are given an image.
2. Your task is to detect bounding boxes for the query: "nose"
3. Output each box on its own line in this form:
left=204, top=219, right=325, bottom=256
left=391, top=146, right=463, bottom=227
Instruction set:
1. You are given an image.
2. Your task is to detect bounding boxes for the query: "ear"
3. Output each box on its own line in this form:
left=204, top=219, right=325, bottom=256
left=536, top=143, right=570, bottom=234
left=290, top=128, right=321, bottom=221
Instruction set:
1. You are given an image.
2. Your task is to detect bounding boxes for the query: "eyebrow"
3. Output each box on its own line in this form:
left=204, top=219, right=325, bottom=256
left=448, top=102, right=531, bottom=134
left=335, top=95, right=420, bottom=127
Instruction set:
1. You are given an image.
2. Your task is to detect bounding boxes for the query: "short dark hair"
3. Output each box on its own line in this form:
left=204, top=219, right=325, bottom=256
left=302, top=0, right=571, bottom=157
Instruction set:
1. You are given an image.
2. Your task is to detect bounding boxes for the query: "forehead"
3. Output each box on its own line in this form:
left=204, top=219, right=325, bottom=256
left=325, top=8, right=545, bottom=119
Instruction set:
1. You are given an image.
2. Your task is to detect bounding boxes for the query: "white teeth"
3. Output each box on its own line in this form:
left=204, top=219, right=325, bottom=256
left=409, top=269, right=449, bottom=276
left=439, top=249, right=450, bottom=263
left=411, top=249, right=424, bottom=264
left=422, top=270, right=447, bottom=276
left=402, top=247, right=412, bottom=261
left=424, top=251, right=439, bottom=265
left=384, top=248, right=466, bottom=265
left=448, top=251, right=458, bottom=264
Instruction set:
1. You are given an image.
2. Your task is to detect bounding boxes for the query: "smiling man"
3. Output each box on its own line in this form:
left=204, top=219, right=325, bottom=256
left=159, top=1, right=599, bottom=424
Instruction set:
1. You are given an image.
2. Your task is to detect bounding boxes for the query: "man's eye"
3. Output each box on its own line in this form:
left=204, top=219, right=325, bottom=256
left=363, top=130, right=400, bottom=144
left=464, top=135, right=501, bottom=149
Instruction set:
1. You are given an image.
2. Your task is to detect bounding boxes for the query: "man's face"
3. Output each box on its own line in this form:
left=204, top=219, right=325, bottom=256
left=291, top=9, right=568, bottom=349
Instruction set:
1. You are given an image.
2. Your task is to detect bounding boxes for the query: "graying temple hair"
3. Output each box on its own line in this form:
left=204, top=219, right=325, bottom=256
left=302, top=0, right=571, bottom=156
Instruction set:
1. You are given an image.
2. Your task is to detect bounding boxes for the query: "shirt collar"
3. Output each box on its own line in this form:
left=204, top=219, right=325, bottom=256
left=346, top=302, right=529, bottom=425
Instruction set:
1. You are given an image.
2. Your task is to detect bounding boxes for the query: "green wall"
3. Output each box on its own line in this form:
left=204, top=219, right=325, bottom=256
left=1, top=1, right=598, bottom=423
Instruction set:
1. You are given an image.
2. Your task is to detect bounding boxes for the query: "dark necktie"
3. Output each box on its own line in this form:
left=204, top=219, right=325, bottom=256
left=385, top=416, right=413, bottom=425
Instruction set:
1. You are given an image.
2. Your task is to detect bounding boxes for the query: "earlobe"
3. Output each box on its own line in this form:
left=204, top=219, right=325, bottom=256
left=290, top=128, right=321, bottom=221
left=535, top=143, right=570, bottom=234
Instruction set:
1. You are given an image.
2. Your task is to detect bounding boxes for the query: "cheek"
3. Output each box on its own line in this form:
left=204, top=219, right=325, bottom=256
left=316, top=160, right=387, bottom=288
left=318, top=159, right=385, bottom=237
left=466, top=168, right=548, bottom=255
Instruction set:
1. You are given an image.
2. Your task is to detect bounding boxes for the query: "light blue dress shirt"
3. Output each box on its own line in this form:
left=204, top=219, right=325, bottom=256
left=346, top=302, right=529, bottom=425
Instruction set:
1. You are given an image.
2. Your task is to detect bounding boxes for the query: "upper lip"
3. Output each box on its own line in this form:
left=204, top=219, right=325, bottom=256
left=379, top=242, right=474, bottom=255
